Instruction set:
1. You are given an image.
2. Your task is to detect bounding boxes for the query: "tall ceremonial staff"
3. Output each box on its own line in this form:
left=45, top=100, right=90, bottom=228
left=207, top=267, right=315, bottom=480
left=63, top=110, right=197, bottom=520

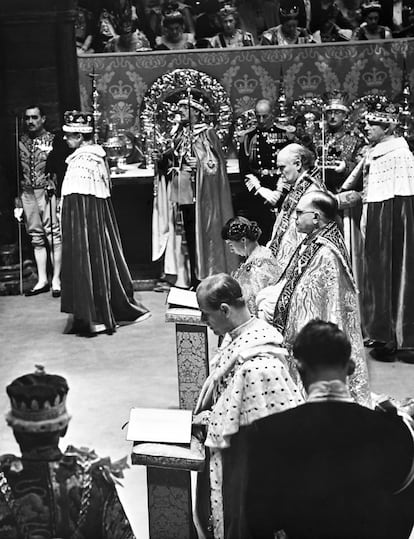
left=14, top=114, right=24, bottom=295
left=320, top=107, right=326, bottom=187
left=186, top=86, right=196, bottom=203
left=46, top=175, right=55, bottom=275
left=152, top=107, right=159, bottom=198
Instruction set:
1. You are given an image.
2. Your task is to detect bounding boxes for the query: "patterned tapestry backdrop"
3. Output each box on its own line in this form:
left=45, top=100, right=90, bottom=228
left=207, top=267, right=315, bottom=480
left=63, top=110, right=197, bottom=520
left=78, top=39, right=414, bottom=138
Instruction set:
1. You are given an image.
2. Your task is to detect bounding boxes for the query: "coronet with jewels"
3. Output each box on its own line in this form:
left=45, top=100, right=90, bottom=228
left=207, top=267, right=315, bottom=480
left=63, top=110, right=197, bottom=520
left=6, top=365, right=71, bottom=433
left=323, top=91, right=349, bottom=113
left=177, top=94, right=208, bottom=114
left=63, top=110, right=94, bottom=133
left=280, top=5, right=299, bottom=19
left=365, top=100, right=399, bottom=125
left=361, top=0, right=382, bottom=13
left=219, top=4, right=237, bottom=18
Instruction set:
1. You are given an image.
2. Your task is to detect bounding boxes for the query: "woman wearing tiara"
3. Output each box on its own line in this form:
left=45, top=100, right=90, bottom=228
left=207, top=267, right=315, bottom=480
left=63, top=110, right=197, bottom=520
left=221, top=216, right=277, bottom=316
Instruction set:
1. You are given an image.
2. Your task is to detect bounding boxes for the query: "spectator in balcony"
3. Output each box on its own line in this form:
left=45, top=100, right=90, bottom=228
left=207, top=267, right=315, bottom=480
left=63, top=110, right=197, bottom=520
left=312, top=2, right=353, bottom=40
left=309, top=0, right=354, bottom=33
left=104, top=14, right=151, bottom=51
left=194, top=0, right=222, bottom=44
left=154, top=10, right=195, bottom=49
left=94, top=9, right=118, bottom=52
left=75, top=7, right=95, bottom=55
left=393, top=2, right=414, bottom=36
left=235, top=0, right=281, bottom=43
left=144, top=0, right=195, bottom=43
left=352, top=0, right=392, bottom=39
left=280, top=0, right=310, bottom=28
left=260, top=5, right=314, bottom=45
left=210, top=4, right=255, bottom=47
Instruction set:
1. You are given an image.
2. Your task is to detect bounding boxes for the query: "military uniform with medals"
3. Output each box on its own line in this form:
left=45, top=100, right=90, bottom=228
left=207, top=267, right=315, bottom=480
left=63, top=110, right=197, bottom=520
left=238, top=123, right=294, bottom=242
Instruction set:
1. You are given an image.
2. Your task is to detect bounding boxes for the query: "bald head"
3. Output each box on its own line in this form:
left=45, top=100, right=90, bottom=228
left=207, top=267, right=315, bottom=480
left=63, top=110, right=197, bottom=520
left=295, top=190, right=337, bottom=235
left=301, top=191, right=338, bottom=220
left=277, top=143, right=315, bottom=184
left=278, top=144, right=315, bottom=170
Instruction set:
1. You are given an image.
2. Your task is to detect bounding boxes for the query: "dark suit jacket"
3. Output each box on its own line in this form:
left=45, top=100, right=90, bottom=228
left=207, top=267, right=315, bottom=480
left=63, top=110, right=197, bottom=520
left=245, top=401, right=414, bottom=539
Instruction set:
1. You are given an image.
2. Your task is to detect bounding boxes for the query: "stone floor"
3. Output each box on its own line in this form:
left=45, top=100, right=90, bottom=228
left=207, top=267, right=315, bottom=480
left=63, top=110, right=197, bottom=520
left=1, top=290, right=414, bottom=537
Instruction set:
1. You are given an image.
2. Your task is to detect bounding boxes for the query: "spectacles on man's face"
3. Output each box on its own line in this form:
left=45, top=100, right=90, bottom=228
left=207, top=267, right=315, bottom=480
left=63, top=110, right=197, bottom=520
left=295, top=209, right=318, bottom=218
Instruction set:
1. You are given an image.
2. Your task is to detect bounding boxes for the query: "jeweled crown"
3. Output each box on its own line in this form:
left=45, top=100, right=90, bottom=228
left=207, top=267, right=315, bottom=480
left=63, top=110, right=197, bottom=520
left=63, top=110, right=94, bottom=133
left=323, top=90, right=349, bottom=113
left=365, top=98, right=399, bottom=125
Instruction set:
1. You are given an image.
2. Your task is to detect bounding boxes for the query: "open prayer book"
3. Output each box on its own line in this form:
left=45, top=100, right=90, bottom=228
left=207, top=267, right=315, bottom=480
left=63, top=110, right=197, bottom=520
left=166, top=287, right=202, bottom=321
left=167, top=287, right=198, bottom=309
left=127, top=407, right=192, bottom=445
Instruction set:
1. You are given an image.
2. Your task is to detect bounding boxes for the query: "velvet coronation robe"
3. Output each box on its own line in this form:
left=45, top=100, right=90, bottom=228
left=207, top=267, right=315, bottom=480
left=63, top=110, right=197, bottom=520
left=194, top=318, right=303, bottom=539
left=152, top=124, right=237, bottom=286
left=341, top=136, right=414, bottom=348
left=267, top=168, right=324, bottom=282
left=258, top=222, right=371, bottom=407
left=61, top=144, right=149, bottom=332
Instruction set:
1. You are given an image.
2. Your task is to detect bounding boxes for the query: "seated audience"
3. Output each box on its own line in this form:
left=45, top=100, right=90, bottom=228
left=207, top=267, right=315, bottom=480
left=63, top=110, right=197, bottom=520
left=260, top=5, right=314, bottom=45
left=210, top=4, right=255, bottom=47
left=193, top=274, right=303, bottom=539
left=352, top=0, right=392, bottom=39
left=94, top=9, right=119, bottom=52
left=233, top=0, right=280, bottom=43
left=280, top=0, right=308, bottom=29
left=0, top=365, right=134, bottom=538
left=246, top=320, right=414, bottom=539
left=393, top=2, right=414, bottom=36
left=312, top=2, right=353, bottom=41
left=221, top=217, right=277, bottom=316
left=75, top=6, right=95, bottom=54
left=258, top=191, right=371, bottom=406
left=309, top=0, right=354, bottom=33
left=104, top=15, right=151, bottom=51
left=194, top=0, right=222, bottom=43
left=146, top=0, right=195, bottom=41
left=154, top=10, right=195, bottom=49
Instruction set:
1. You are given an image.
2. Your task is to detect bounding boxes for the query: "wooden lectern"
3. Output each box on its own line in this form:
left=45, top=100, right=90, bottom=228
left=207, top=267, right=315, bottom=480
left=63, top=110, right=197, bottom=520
left=131, top=307, right=209, bottom=539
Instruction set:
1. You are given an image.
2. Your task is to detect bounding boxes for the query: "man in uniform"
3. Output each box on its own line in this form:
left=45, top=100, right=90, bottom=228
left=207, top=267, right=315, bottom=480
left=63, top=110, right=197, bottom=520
left=267, top=143, right=324, bottom=281
left=238, top=98, right=294, bottom=242
left=321, top=91, right=365, bottom=193
left=0, top=365, right=134, bottom=538
left=19, top=105, right=62, bottom=297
